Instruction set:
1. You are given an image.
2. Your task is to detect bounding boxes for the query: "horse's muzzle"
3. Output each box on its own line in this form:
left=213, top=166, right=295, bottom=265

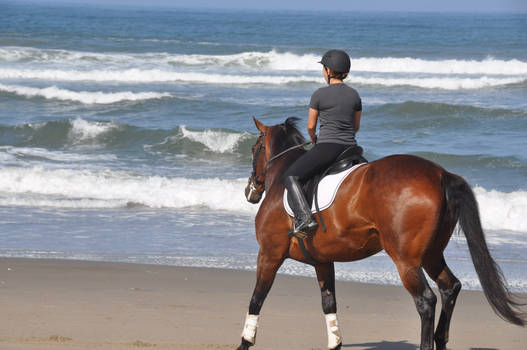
left=245, top=178, right=263, bottom=204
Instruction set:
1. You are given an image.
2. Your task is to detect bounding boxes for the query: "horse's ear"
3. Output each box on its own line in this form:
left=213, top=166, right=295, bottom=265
left=253, top=116, right=267, bottom=134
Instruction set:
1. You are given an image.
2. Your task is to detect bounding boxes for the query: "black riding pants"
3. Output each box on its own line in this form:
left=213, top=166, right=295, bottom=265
left=282, top=142, right=349, bottom=183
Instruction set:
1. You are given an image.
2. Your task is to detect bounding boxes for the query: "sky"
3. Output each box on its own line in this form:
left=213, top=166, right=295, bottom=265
left=16, top=0, right=527, bottom=13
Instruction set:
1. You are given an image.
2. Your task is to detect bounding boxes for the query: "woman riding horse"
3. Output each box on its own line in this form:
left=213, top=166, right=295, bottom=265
left=284, top=49, right=362, bottom=238
left=238, top=52, right=525, bottom=350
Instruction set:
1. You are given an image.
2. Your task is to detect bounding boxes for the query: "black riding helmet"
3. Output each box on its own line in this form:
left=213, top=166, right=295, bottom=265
left=319, top=49, right=351, bottom=74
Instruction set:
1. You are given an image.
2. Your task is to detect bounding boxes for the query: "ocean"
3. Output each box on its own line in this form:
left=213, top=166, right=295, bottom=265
left=1, top=1, right=526, bottom=292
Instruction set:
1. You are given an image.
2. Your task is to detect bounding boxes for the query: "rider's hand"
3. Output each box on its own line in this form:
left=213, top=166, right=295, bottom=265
left=310, top=134, right=317, bottom=144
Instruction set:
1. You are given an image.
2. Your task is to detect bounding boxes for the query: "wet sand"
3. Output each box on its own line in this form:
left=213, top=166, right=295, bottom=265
left=0, top=258, right=525, bottom=349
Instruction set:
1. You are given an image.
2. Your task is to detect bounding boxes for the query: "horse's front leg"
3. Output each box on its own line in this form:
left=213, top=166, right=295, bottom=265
left=236, top=249, right=284, bottom=350
left=315, top=262, right=342, bottom=350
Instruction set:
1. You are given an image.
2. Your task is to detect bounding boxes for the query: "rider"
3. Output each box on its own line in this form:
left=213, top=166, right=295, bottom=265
left=283, top=49, right=362, bottom=237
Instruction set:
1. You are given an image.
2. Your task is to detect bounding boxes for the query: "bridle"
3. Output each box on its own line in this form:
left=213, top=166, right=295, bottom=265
left=247, top=128, right=309, bottom=199
left=247, top=129, right=267, bottom=198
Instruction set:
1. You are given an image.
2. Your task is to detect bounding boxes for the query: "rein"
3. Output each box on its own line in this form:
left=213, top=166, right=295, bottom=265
left=266, top=142, right=310, bottom=165
left=251, top=136, right=309, bottom=187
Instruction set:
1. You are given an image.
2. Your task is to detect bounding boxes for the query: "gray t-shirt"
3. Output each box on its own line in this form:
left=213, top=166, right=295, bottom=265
left=309, top=83, right=362, bottom=145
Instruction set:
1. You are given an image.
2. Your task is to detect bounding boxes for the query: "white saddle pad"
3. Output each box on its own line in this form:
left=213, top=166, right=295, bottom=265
left=283, top=162, right=366, bottom=217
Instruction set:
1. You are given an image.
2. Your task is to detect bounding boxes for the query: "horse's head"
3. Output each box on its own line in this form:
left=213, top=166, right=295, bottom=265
left=245, top=117, right=268, bottom=203
left=245, top=116, right=306, bottom=204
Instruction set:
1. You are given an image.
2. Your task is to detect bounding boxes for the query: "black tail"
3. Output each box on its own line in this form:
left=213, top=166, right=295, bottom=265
left=442, top=172, right=526, bottom=326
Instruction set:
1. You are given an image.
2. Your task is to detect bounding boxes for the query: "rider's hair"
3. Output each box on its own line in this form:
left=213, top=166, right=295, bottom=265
left=324, top=66, right=348, bottom=81
left=332, top=72, right=348, bottom=80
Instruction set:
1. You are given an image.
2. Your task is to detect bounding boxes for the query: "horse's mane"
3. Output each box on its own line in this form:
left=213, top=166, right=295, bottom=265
left=275, top=117, right=306, bottom=149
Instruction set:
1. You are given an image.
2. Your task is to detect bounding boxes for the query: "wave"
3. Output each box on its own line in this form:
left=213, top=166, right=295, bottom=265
left=0, top=83, right=172, bottom=104
left=474, top=187, right=527, bottom=233
left=2, top=47, right=527, bottom=75
left=0, top=68, right=319, bottom=85
left=0, top=146, right=117, bottom=164
left=0, top=119, right=128, bottom=151
left=179, top=126, right=253, bottom=154
left=351, top=76, right=526, bottom=90
left=368, top=101, right=527, bottom=130
left=0, top=119, right=256, bottom=157
left=352, top=57, right=527, bottom=75
left=68, top=118, right=120, bottom=142
left=1, top=68, right=524, bottom=90
left=0, top=167, right=258, bottom=213
left=0, top=166, right=525, bottom=233
left=412, top=152, right=526, bottom=170
left=370, top=101, right=527, bottom=119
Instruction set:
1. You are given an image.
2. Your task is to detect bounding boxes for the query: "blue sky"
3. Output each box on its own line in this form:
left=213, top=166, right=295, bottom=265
left=19, top=0, right=527, bottom=13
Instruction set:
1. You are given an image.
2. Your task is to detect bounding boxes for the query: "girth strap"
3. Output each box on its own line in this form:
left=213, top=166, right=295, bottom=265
left=288, top=231, right=320, bottom=265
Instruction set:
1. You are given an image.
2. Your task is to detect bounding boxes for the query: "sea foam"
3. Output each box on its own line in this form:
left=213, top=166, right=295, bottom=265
left=0, top=146, right=117, bottom=163
left=180, top=126, right=252, bottom=153
left=0, top=167, right=258, bottom=213
left=1, top=69, right=524, bottom=90
left=474, top=187, right=527, bottom=233
left=69, top=118, right=119, bottom=141
left=0, top=83, right=172, bottom=104
left=2, top=47, right=527, bottom=75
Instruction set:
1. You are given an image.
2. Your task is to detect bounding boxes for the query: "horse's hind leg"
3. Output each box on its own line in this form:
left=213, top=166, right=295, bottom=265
left=395, top=262, right=437, bottom=350
left=315, top=263, right=342, bottom=350
left=236, top=250, right=284, bottom=350
left=423, top=256, right=462, bottom=350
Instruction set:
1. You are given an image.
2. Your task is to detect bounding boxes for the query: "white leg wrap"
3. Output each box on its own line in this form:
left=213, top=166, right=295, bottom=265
left=325, top=313, right=342, bottom=349
left=241, top=313, right=259, bottom=344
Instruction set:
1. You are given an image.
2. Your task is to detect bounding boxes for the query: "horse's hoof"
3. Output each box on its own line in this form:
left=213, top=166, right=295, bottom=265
left=235, top=338, right=253, bottom=350
left=330, top=343, right=342, bottom=350
left=434, top=342, right=447, bottom=350
left=434, top=337, right=447, bottom=350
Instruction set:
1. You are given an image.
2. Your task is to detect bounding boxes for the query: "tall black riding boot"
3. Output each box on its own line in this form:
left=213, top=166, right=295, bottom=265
left=284, top=176, right=318, bottom=237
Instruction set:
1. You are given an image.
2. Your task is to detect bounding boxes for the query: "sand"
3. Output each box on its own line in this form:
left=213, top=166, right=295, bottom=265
left=0, top=258, right=525, bottom=350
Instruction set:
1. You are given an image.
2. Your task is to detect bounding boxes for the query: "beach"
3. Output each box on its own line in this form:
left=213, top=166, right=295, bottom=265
left=1, top=258, right=525, bottom=350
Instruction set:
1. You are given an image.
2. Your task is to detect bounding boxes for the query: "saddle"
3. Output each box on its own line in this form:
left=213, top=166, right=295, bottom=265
left=285, top=145, right=368, bottom=231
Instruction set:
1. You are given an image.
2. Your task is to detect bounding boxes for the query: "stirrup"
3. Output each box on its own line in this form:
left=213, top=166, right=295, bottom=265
left=288, top=228, right=309, bottom=239
left=288, top=220, right=318, bottom=239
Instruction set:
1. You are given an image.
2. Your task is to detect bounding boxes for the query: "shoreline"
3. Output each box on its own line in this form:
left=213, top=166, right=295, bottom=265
left=1, top=257, right=525, bottom=350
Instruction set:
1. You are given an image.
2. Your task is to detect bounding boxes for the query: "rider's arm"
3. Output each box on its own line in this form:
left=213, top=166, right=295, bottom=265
left=354, top=110, right=362, bottom=133
left=307, top=107, right=319, bottom=144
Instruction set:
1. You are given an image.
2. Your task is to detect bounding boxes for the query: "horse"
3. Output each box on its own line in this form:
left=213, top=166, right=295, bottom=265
left=236, top=116, right=525, bottom=350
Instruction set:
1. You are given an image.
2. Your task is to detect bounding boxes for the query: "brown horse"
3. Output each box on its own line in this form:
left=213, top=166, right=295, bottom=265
left=236, top=117, right=525, bottom=350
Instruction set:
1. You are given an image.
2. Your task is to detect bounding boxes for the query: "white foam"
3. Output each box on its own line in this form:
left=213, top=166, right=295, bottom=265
left=180, top=126, right=251, bottom=153
left=352, top=57, right=527, bottom=75
left=165, top=52, right=527, bottom=75
left=0, top=83, right=172, bottom=104
left=0, top=167, right=258, bottom=213
left=165, top=50, right=321, bottom=71
left=0, top=152, right=18, bottom=164
left=474, top=187, right=527, bottom=233
left=69, top=118, right=119, bottom=141
left=0, top=46, right=143, bottom=68
left=349, top=76, right=526, bottom=90
left=3, top=47, right=527, bottom=75
left=2, top=68, right=524, bottom=90
left=0, top=68, right=319, bottom=85
left=0, top=146, right=117, bottom=163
